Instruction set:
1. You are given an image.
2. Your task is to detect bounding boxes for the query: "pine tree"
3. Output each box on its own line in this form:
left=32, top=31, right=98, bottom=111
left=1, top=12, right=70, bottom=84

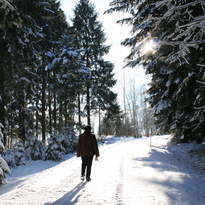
left=0, top=0, right=23, bottom=145
left=72, top=0, right=114, bottom=126
left=101, top=103, right=123, bottom=136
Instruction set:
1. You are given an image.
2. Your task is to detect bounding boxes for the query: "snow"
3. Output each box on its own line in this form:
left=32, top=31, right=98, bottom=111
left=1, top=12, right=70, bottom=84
left=18, top=77, right=31, bottom=83
left=0, top=140, right=4, bottom=152
left=45, top=51, right=54, bottom=58
left=45, top=63, right=53, bottom=71
left=61, top=49, right=78, bottom=57
left=0, top=128, right=11, bottom=185
left=52, top=58, right=61, bottom=65
left=0, top=157, right=10, bottom=175
left=62, top=58, right=69, bottom=65
left=78, top=67, right=90, bottom=74
left=154, top=100, right=171, bottom=114
left=1, top=136, right=205, bottom=204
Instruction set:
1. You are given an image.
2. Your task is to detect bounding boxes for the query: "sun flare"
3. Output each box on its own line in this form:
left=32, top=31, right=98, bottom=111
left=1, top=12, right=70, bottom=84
left=140, top=39, right=157, bottom=56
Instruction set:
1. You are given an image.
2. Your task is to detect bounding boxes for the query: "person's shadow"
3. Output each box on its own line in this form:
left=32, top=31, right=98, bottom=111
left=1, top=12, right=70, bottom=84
left=45, top=182, right=86, bottom=205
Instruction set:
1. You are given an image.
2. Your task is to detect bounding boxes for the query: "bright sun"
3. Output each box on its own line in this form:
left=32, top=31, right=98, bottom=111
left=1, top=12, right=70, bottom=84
left=140, top=39, right=157, bottom=56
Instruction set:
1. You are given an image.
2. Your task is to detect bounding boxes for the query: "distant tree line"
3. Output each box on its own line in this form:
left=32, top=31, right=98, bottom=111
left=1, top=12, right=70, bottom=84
left=100, top=83, right=157, bottom=137
left=108, top=0, right=205, bottom=143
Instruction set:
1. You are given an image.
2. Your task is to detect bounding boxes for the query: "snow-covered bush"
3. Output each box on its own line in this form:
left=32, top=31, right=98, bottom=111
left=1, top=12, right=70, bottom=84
left=13, top=142, right=29, bottom=166
left=45, top=130, right=76, bottom=161
left=3, top=136, right=45, bottom=167
left=0, top=157, right=10, bottom=185
left=3, top=142, right=29, bottom=167
left=0, top=124, right=11, bottom=185
left=45, top=136, right=66, bottom=161
left=2, top=149, right=16, bottom=168
left=0, top=137, right=4, bottom=154
left=2, top=128, right=76, bottom=166
left=61, top=129, right=76, bottom=153
left=25, top=136, right=45, bottom=160
left=0, top=155, right=10, bottom=184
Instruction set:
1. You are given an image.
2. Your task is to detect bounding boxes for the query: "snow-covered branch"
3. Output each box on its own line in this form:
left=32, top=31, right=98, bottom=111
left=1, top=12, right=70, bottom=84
left=0, top=0, right=15, bottom=10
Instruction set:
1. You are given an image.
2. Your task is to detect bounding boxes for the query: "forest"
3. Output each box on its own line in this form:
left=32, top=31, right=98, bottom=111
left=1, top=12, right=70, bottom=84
left=1, top=0, right=205, bottom=185
left=0, top=0, right=121, bottom=148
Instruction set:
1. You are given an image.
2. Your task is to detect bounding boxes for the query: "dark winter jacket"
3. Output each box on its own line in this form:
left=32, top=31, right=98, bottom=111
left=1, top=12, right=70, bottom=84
left=77, top=131, right=100, bottom=157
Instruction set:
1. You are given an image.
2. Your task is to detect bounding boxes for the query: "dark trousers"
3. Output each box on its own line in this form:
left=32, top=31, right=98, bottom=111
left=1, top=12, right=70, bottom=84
left=81, top=156, right=93, bottom=179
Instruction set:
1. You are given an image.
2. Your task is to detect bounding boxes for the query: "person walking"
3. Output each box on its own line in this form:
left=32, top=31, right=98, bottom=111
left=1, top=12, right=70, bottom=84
left=77, top=125, right=100, bottom=182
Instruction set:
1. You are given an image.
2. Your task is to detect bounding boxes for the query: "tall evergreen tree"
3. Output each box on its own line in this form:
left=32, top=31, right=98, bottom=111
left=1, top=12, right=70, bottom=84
left=101, top=103, right=123, bottom=136
left=72, top=0, right=114, bottom=126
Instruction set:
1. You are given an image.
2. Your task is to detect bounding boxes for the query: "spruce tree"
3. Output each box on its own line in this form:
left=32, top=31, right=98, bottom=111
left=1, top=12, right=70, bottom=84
left=72, top=0, right=115, bottom=126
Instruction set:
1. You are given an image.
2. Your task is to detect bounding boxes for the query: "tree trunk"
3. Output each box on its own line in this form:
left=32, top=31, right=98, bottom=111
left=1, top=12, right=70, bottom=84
left=64, top=103, right=68, bottom=126
left=18, top=91, right=26, bottom=143
left=35, top=100, right=39, bottom=138
left=59, top=101, right=63, bottom=131
left=48, top=90, right=52, bottom=135
left=48, top=73, right=52, bottom=135
left=77, top=93, right=82, bottom=133
left=0, top=66, right=6, bottom=145
left=41, top=67, right=46, bottom=144
left=98, top=107, right=101, bottom=137
left=9, top=126, right=13, bottom=149
left=53, top=70, right=57, bottom=132
left=86, top=85, right=91, bottom=126
left=53, top=90, right=57, bottom=132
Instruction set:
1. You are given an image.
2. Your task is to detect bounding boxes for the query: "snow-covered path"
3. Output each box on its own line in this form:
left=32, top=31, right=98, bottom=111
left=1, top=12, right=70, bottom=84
left=1, top=136, right=205, bottom=205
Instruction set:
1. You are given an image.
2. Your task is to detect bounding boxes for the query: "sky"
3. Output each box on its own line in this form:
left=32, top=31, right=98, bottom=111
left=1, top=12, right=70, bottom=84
left=60, top=0, right=150, bottom=105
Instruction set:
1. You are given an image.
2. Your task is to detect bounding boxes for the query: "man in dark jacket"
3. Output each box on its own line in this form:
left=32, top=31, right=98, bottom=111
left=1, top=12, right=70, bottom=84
left=77, top=125, right=99, bottom=182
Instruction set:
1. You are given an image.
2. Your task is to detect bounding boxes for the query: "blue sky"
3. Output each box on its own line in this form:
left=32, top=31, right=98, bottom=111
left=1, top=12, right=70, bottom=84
left=60, top=0, right=150, bottom=104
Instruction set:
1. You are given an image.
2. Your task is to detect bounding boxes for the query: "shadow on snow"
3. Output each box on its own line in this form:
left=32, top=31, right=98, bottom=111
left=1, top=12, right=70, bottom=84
left=45, top=182, right=86, bottom=205
left=0, top=179, right=26, bottom=196
left=0, top=154, right=74, bottom=196
left=133, top=148, right=205, bottom=205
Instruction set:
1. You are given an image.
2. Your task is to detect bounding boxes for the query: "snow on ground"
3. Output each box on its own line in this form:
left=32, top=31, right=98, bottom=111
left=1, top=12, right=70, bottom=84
left=1, top=135, right=205, bottom=205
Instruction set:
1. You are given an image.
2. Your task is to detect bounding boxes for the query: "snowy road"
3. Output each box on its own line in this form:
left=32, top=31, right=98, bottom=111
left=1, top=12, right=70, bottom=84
left=1, top=136, right=205, bottom=205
